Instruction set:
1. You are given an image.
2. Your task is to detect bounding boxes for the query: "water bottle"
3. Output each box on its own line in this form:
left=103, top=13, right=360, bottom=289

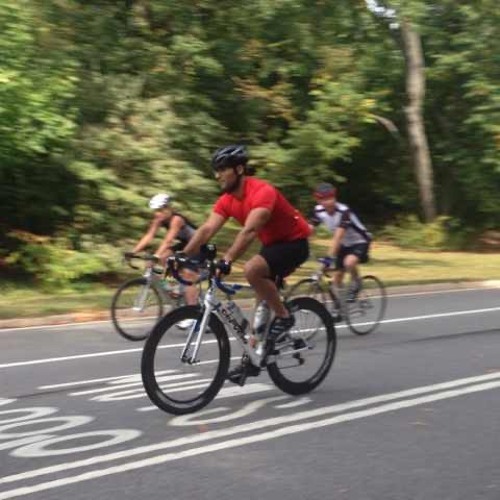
left=160, top=277, right=181, bottom=297
left=253, top=301, right=271, bottom=339
left=224, top=300, right=249, bottom=338
left=159, top=278, right=170, bottom=290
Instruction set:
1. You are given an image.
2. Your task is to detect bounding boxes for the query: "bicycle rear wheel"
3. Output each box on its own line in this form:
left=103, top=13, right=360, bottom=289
left=345, top=275, right=387, bottom=335
left=267, top=297, right=336, bottom=395
left=141, top=305, right=230, bottom=415
left=111, top=277, right=163, bottom=341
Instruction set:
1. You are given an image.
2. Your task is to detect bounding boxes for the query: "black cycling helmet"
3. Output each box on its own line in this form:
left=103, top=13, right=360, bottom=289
left=211, top=145, right=248, bottom=171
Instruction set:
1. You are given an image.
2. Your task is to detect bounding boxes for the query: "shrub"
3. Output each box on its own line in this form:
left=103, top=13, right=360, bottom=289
left=5, top=230, right=121, bottom=287
left=381, top=215, right=470, bottom=250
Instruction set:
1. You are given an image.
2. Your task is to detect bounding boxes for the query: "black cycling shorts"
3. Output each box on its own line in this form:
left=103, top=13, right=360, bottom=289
left=336, top=243, right=370, bottom=270
left=259, top=238, right=309, bottom=281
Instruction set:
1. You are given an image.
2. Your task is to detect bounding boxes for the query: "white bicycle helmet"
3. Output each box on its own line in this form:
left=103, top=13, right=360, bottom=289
left=149, top=193, right=171, bottom=210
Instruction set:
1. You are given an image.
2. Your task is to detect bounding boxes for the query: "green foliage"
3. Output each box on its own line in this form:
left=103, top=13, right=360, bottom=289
left=422, top=1, right=500, bottom=226
left=2, top=0, right=500, bottom=286
left=381, top=215, right=474, bottom=250
left=0, top=1, right=78, bottom=159
left=5, top=230, right=121, bottom=287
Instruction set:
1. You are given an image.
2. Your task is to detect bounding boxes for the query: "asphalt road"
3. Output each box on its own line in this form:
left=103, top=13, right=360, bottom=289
left=1, top=285, right=500, bottom=500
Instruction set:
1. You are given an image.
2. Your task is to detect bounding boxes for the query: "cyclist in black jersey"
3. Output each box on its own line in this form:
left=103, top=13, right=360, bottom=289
left=309, top=183, right=372, bottom=302
left=131, top=193, right=199, bottom=314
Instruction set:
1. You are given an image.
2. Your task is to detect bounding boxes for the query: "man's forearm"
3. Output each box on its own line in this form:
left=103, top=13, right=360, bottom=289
left=223, top=227, right=257, bottom=263
left=183, top=225, right=214, bottom=256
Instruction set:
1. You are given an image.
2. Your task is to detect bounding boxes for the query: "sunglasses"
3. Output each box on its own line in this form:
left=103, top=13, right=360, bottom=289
left=314, top=191, right=336, bottom=200
left=213, top=165, right=234, bottom=173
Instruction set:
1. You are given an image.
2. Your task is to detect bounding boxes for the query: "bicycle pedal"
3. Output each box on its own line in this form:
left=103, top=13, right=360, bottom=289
left=293, top=338, right=307, bottom=350
left=292, top=352, right=305, bottom=365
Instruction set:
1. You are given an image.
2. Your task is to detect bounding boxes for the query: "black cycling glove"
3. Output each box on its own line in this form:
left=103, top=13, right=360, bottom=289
left=216, top=259, right=232, bottom=276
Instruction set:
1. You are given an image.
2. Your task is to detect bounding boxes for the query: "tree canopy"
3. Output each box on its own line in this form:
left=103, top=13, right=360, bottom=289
left=1, top=0, right=498, bottom=283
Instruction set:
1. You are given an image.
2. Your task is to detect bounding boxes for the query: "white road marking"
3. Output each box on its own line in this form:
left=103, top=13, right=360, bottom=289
left=11, top=430, right=141, bottom=458
left=1, top=371, right=499, bottom=490
left=335, top=305, right=500, bottom=330
left=1, top=376, right=499, bottom=499
left=169, top=396, right=289, bottom=425
left=69, top=373, right=199, bottom=396
left=388, top=283, right=500, bottom=298
left=0, top=416, right=93, bottom=439
left=274, top=397, right=312, bottom=409
left=0, top=340, right=217, bottom=369
left=0, top=408, right=58, bottom=425
left=1, top=284, right=499, bottom=334
left=3, top=305, right=499, bottom=370
left=137, top=382, right=275, bottom=411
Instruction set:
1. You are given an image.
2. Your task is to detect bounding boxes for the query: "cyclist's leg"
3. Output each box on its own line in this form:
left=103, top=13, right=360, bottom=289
left=252, top=239, right=309, bottom=340
left=181, top=268, right=199, bottom=305
left=244, top=255, right=288, bottom=318
left=343, top=254, right=361, bottom=283
left=331, top=245, right=347, bottom=289
left=227, top=239, right=309, bottom=384
left=179, top=248, right=205, bottom=306
left=344, top=243, right=370, bottom=301
left=246, top=238, right=309, bottom=321
left=177, top=250, right=202, bottom=329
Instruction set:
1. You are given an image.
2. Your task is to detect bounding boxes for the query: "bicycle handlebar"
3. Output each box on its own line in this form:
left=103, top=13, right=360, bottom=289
left=316, top=257, right=336, bottom=276
left=123, top=253, right=162, bottom=274
left=167, top=254, right=246, bottom=295
left=167, top=255, right=205, bottom=287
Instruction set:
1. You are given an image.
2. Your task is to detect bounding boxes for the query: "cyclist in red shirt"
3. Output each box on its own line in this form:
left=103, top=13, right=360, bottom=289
left=183, top=145, right=311, bottom=383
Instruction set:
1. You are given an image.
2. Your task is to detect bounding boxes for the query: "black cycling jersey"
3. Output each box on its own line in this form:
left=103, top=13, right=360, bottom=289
left=161, top=212, right=197, bottom=245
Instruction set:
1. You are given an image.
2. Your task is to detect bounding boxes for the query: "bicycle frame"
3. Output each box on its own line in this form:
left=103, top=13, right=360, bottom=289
left=127, top=254, right=187, bottom=304
left=171, top=258, right=309, bottom=369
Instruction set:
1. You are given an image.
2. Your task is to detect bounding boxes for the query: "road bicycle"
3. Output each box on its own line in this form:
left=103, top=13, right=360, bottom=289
left=141, top=245, right=336, bottom=415
left=111, top=253, right=187, bottom=341
left=286, top=258, right=387, bottom=335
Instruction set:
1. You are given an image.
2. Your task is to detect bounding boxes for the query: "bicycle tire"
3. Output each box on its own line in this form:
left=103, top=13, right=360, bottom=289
left=286, top=278, right=341, bottom=321
left=141, top=305, right=230, bottom=415
left=111, top=277, right=163, bottom=341
left=345, top=275, right=387, bottom=335
left=267, top=296, right=336, bottom=395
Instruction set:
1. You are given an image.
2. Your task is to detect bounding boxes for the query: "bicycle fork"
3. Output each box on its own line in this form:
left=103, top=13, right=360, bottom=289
left=133, top=272, right=154, bottom=311
left=180, top=297, right=214, bottom=365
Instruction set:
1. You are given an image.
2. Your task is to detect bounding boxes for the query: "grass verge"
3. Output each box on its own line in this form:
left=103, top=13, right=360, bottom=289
left=1, top=240, right=499, bottom=320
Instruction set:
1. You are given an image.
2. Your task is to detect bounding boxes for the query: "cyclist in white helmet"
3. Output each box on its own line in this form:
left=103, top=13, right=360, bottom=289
left=130, top=193, right=199, bottom=322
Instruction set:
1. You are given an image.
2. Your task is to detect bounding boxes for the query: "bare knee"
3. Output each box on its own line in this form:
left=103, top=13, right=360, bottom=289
left=244, top=257, right=269, bottom=284
left=343, top=255, right=359, bottom=271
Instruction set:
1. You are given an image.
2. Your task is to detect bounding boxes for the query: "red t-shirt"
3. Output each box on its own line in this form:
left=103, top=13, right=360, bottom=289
left=213, top=177, right=311, bottom=246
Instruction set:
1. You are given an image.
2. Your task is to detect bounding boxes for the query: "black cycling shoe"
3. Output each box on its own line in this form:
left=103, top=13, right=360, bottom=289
left=227, top=359, right=261, bottom=386
left=268, top=314, right=295, bottom=342
left=263, top=314, right=296, bottom=361
left=331, top=309, right=342, bottom=322
left=346, top=281, right=361, bottom=303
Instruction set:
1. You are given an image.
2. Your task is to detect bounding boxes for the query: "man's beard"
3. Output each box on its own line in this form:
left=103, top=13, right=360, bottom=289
left=221, top=174, right=243, bottom=194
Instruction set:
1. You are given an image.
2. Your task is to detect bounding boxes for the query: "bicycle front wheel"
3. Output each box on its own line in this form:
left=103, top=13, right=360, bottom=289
left=267, top=297, right=336, bottom=395
left=111, top=277, right=163, bottom=341
left=345, top=275, right=387, bottom=335
left=286, top=278, right=326, bottom=303
left=141, top=305, right=230, bottom=415
left=286, top=278, right=341, bottom=320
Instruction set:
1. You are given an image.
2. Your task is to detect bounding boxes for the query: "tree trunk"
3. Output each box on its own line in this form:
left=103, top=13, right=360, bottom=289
left=400, top=19, right=437, bottom=222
